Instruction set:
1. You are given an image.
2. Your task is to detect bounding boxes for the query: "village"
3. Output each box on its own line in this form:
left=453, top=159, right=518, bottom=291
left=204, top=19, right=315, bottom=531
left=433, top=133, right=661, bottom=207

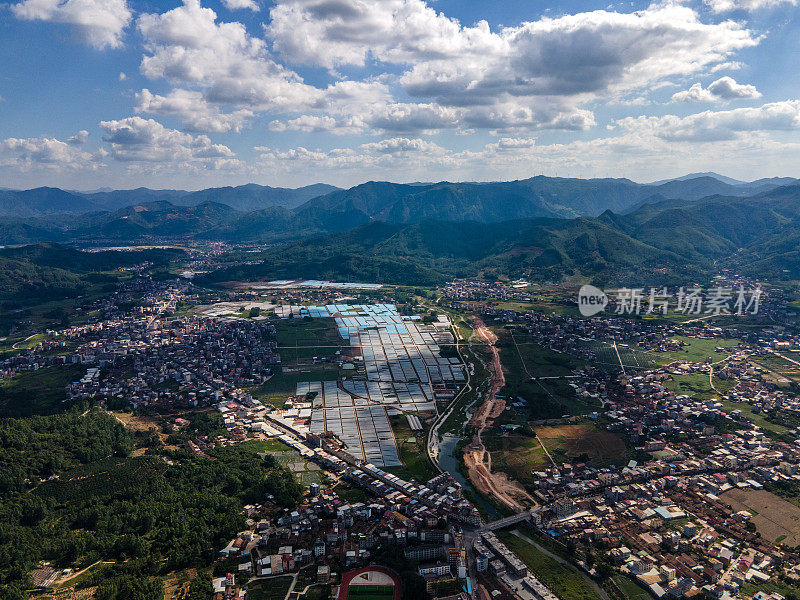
left=5, top=275, right=800, bottom=600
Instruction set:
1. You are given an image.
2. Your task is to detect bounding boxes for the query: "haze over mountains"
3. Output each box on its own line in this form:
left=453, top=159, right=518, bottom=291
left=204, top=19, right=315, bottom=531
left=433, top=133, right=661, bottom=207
left=0, top=183, right=341, bottom=218
left=0, top=173, right=795, bottom=237
left=2, top=172, right=799, bottom=286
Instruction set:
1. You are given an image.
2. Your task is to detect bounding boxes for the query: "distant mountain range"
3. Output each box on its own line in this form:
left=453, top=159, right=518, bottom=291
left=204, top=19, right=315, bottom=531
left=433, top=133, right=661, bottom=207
left=0, top=183, right=340, bottom=218
left=2, top=172, right=799, bottom=286
left=1, top=174, right=796, bottom=244
left=202, top=181, right=800, bottom=285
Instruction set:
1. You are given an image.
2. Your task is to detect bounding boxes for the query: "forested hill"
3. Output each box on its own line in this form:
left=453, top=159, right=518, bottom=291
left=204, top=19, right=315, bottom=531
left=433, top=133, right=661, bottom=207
left=0, top=244, right=186, bottom=309
left=4, top=177, right=800, bottom=288
left=201, top=183, right=800, bottom=286
left=0, top=409, right=303, bottom=599
left=1, top=173, right=795, bottom=246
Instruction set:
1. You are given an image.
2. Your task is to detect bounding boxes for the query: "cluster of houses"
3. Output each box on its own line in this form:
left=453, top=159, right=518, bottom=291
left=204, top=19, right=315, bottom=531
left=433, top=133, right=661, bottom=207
left=1, top=282, right=282, bottom=413
left=443, top=280, right=536, bottom=302
left=213, top=484, right=475, bottom=597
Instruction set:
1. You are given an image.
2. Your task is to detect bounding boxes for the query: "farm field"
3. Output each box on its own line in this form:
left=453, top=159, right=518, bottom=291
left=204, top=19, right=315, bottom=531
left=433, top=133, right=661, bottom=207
left=237, top=438, right=294, bottom=453
left=665, top=373, right=734, bottom=400
left=275, top=317, right=343, bottom=347
left=498, top=329, right=586, bottom=378
left=497, top=530, right=604, bottom=600
left=535, top=421, right=627, bottom=466
left=491, top=421, right=627, bottom=485
left=244, top=367, right=339, bottom=409
left=586, top=340, right=656, bottom=370
left=720, top=399, right=791, bottom=438
left=722, top=488, right=800, bottom=546
left=334, top=482, right=368, bottom=504
left=495, top=301, right=537, bottom=312
left=651, top=336, right=739, bottom=365
left=752, top=352, right=800, bottom=383
left=274, top=317, right=348, bottom=361
left=387, top=414, right=437, bottom=482
left=491, top=436, right=551, bottom=483
left=0, top=363, right=85, bottom=417
left=494, top=329, right=594, bottom=420
left=247, top=576, right=294, bottom=600
left=260, top=447, right=327, bottom=487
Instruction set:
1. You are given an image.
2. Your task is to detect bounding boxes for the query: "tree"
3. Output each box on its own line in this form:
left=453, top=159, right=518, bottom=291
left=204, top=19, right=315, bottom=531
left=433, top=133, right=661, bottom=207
left=596, top=562, right=613, bottom=581
left=0, top=584, right=27, bottom=600
left=189, top=571, right=213, bottom=600
left=566, top=539, right=577, bottom=555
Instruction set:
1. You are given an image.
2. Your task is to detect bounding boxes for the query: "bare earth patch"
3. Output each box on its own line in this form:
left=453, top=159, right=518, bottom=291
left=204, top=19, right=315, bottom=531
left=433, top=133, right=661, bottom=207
left=535, top=423, right=626, bottom=464
left=723, top=488, right=800, bottom=546
left=464, top=318, right=534, bottom=511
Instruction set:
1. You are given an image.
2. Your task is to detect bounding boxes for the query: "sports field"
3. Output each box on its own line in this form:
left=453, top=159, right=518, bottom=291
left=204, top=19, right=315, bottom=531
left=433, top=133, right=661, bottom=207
left=345, top=584, right=395, bottom=600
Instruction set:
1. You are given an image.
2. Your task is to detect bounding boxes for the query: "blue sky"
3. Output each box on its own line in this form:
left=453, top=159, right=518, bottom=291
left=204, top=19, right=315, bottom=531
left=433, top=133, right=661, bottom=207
left=0, top=0, right=798, bottom=190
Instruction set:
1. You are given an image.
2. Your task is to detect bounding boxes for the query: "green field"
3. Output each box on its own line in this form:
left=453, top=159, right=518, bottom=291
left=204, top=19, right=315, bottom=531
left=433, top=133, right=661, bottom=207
left=238, top=438, right=293, bottom=453
left=0, top=363, right=85, bottom=417
left=275, top=318, right=342, bottom=346
left=752, top=352, right=800, bottom=383
left=497, top=531, right=603, bottom=600
left=612, top=575, right=652, bottom=600
left=334, top=483, right=368, bottom=504
left=345, top=584, right=395, bottom=600
left=495, top=301, right=537, bottom=312
left=247, top=576, right=294, bottom=600
left=245, top=368, right=339, bottom=409
left=665, top=373, right=735, bottom=400
left=720, top=399, right=791, bottom=439
left=652, top=336, right=739, bottom=365
left=387, top=414, right=437, bottom=482
left=586, top=340, right=656, bottom=370
left=504, top=337, right=587, bottom=378
left=495, top=329, right=594, bottom=420
left=261, top=446, right=327, bottom=487
left=491, top=420, right=627, bottom=486
left=274, top=317, right=349, bottom=361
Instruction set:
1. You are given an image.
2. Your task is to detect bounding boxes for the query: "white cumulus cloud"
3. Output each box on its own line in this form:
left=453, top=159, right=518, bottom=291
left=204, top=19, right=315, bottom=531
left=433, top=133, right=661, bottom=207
left=222, top=0, right=259, bottom=11
left=704, top=0, right=797, bottom=12
left=671, top=76, right=761, bottom=102
left=11, top=0, right=132, bottom=49
left=137, top=0, right=321, bottom=111
left=99, top=116, right=236, bottom=164
left=616, top=100, right=800, bottom=141
left=0, top=131, right=99, bottom=171
left=263, top=0, right=757, bottom=132
left=135, top=89, right=254, bottom=133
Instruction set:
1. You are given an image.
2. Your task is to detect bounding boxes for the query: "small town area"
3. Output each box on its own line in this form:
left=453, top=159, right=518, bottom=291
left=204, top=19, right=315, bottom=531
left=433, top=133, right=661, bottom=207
left=4, top=273, right=800, bottom=600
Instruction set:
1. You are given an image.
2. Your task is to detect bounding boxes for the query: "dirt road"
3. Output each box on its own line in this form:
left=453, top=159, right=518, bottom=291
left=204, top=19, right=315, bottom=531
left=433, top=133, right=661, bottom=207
left=463, top=318, right=534, bottom=512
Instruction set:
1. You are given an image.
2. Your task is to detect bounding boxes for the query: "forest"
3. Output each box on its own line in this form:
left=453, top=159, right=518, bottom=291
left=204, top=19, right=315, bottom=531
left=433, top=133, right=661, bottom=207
left=0, top=407, right=303, bottom=599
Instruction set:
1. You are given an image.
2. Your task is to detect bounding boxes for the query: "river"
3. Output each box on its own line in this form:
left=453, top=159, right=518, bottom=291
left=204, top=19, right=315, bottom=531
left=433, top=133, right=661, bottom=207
left=438, top=434, right=501, bottom=520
